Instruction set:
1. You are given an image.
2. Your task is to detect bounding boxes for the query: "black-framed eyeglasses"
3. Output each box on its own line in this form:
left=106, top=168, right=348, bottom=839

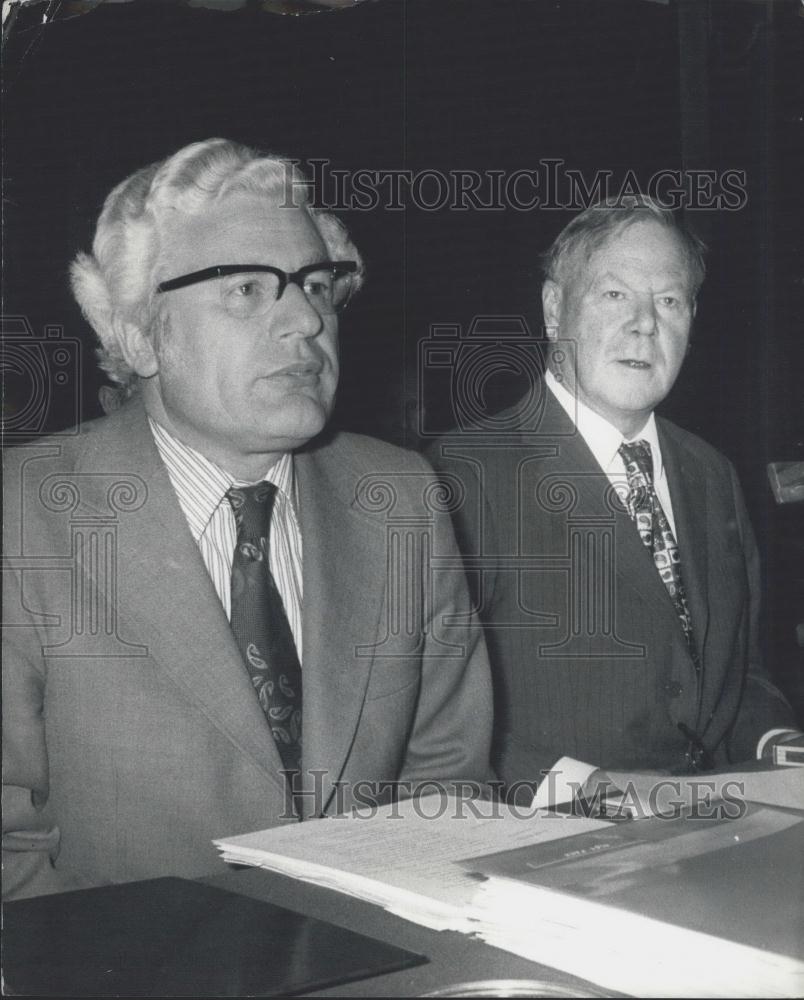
left=156, top=261, right=358, bottom=320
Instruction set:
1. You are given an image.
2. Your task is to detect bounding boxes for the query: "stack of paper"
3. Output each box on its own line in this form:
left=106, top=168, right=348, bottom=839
left=470, top=876, right=803, bottom=999
left=461, top=801, right=804, bottom=998
left=214, top=795, right=608, bottom=931
left=214, top=763, right=804, bottom=997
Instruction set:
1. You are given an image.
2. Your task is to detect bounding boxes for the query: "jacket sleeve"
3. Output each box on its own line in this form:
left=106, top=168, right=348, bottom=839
left=724, top=463, right=798, bottom=762
left=2, top=567, right=90, bottom=900
left=2, top=449, right=93, bottom=901
left=395, top=454, right=497, bottom=795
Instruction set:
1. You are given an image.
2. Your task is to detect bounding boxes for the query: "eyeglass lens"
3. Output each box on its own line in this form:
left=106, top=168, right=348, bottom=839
left=220, top=268, right=350, bottom=320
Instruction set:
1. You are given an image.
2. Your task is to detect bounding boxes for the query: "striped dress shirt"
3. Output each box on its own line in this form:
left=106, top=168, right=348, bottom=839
left=149, top=418, right=304, bottom=660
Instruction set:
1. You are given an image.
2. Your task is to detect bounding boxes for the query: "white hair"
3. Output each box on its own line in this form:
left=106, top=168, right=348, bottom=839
left=71, top=138, right=365, bottom=389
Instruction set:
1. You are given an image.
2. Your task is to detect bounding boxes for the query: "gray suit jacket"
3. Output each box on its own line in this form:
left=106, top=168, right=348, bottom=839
left=3, top=399, right=493, bottom=899
left=428, top=385, right=794, bottom=788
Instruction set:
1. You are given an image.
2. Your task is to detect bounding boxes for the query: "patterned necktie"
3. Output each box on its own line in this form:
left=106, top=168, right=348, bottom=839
left=618, top=440, right=698, bottom=667
left=227, top=483, right=302, bottom=775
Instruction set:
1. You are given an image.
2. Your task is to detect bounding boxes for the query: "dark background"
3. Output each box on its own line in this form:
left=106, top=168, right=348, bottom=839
left=3, top=0, right=803, bottom=713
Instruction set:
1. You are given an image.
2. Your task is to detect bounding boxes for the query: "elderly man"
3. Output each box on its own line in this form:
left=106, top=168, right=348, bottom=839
left=3, top=138, right=493, bottom=899
left=429, top=199, right=797, bottom=796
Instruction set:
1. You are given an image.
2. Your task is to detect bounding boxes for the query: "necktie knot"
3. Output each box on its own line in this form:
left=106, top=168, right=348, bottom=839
left=227, top=483, right=277, bottom=545
left=618, top=439, right=654, bottom=486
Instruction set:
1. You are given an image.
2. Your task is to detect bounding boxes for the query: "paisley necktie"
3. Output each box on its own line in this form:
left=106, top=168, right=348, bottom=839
left=618, top=440, right=698, bottom=668
left=227, top=483, right=302, bottom=775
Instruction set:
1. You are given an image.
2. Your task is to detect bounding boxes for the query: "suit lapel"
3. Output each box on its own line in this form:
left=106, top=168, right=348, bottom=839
left=534, top=392, right=680, bottom=624
left=294, top=441, right=387, bottom=817
left=75, top=400, right=288, bottom=797
left=659, top=423, right=711, bottom=656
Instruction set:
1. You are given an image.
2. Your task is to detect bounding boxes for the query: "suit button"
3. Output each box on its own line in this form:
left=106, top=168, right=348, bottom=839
left=665, top=681, right=683, bottom=697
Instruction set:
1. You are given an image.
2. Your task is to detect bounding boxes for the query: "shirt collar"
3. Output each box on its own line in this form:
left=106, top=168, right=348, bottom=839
left=148, top=417, right=295, bottom=541
left=545, top=369, right=664, bottom=478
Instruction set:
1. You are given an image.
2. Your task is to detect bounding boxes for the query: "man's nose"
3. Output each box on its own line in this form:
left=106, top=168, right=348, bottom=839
left=630, top=295, right=658, bottom=336
left=271, top=282, right=325, bottom=338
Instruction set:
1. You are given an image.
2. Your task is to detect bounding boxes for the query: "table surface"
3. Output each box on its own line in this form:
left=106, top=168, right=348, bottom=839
left=205, top=867, right=615, bottom=998
left=10, top=765, right=800, bottom=997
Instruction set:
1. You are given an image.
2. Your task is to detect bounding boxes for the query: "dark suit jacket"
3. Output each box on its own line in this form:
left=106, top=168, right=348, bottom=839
left=3, top=399, right=493, bottom=899
left=428, top=383, right=794, bottom=789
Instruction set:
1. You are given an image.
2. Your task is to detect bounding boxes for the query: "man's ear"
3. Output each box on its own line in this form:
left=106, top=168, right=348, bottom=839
left=686, top=298, right=697, bottom=355
left=114, top=316, right=159, bottom=378
left=542, top=280, right=562, bottom=339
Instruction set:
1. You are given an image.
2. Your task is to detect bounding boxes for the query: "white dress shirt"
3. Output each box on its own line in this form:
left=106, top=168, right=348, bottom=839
left=149, top=418, right=304, bottom=659
left=544, top=369, right=677, bottom=535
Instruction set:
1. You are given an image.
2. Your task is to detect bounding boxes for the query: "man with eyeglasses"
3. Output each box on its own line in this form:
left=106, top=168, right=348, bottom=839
left=3, top=138, right=494, bottom=899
